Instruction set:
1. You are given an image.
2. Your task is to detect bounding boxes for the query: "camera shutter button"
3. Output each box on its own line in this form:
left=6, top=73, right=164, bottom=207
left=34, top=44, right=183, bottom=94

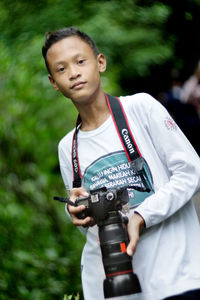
left=106, top=192, right=114, bottom=201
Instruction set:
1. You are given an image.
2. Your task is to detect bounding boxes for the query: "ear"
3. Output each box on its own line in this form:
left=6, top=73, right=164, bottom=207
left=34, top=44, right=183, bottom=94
left=97, top=54, right=107, bottom=73
left=48, top=75, right=59, bottom=91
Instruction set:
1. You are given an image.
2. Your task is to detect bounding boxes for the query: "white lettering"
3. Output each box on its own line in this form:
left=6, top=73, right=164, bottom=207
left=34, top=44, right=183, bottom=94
left=104, top=166, right=118, bottom=175
left=108, top=170, right=130, bottom=180
left=73, top=159, right=79, bottom=173
left=121, top=129, right=135, bottom=154
left=117, top=163, right=130, bottom=171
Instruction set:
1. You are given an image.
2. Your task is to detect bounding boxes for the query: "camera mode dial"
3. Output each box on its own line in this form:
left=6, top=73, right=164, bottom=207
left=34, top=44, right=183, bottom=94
left=106, top=192, right=115, bottom=201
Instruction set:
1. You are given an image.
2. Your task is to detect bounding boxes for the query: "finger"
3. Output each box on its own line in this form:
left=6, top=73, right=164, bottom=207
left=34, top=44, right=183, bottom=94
left=72, top=216, right=94, bottom=227
left=83, top=217, right=95, bottom=227
left=126, top=234, right=139, bottom=256
left=70, top=187, right=89, bottom=202
left=67, top=204, right=86, bottom=215
left=126, top=213, right=145, bottom=256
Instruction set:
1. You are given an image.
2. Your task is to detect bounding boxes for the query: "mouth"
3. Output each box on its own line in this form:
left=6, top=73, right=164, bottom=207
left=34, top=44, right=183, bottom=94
left=70, top=81, right=86, bottom=90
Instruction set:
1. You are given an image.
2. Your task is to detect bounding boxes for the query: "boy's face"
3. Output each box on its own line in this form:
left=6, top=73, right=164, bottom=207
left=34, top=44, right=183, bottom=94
left=47, top=36, right=106, bottom=105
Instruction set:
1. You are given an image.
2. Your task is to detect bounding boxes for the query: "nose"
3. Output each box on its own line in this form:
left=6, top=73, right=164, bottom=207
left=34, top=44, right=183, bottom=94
left=68, top=65, right=80, bottom=80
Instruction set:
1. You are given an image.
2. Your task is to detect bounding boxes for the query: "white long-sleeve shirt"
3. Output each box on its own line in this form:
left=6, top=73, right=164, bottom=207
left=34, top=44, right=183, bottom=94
left=58, top=93, right=200, bottom=300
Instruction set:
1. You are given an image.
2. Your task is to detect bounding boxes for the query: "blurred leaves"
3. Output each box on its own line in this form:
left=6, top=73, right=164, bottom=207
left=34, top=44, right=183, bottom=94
left=64, top=294, right=80, bottom=300
left=0, top=15, right=83, bottom=299
left=0, top=0, right=200, bottom=299
left=80, top=1, right=173, bottom=82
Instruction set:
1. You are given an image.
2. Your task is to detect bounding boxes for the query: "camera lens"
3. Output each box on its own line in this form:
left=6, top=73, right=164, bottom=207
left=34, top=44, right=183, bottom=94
left=99, top=211, right=141, bottom=298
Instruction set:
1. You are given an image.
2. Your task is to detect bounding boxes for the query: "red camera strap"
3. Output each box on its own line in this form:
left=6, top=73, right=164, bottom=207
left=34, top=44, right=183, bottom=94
left=71, top=93, right=150, bottom=192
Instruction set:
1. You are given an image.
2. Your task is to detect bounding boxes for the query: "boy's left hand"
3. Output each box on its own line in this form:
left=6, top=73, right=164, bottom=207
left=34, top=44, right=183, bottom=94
left=127, top=213, right=145, bottom=256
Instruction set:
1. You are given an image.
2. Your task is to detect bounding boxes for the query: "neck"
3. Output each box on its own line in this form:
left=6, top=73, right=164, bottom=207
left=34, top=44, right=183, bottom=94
left=74, top=90, right=110, bottom=131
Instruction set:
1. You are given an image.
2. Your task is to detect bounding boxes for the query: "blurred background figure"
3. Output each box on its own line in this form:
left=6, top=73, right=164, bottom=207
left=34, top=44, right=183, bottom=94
left=160, top=68, right=200, bottom=156
left=181, top=60, right=200, bottom=118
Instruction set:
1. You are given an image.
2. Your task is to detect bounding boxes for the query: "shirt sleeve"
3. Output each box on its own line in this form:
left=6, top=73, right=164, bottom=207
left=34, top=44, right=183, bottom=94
left=135, top=96, right=200, bottom=228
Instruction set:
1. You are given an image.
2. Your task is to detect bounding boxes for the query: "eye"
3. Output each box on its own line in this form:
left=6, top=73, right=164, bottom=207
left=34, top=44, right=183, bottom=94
left=78, top=59, right=85, bottom=65
left=58, top=67, right=65, bottom=72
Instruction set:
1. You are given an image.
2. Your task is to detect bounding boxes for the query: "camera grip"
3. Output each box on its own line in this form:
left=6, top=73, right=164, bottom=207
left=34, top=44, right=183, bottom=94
left=75, top=196, right=90, bottom=219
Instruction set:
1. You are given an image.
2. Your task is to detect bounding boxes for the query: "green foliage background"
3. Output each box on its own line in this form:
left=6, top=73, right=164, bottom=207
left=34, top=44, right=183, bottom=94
left=0, top=0, right=200, bottom=299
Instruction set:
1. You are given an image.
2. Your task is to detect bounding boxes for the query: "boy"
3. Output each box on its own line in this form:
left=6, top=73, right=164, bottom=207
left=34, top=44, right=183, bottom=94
left=42, top=27, right=200, bottom=300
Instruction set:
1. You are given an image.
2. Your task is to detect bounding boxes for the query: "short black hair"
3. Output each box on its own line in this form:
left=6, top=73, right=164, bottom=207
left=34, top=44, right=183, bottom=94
left=42, top=26, right=99, bottom=74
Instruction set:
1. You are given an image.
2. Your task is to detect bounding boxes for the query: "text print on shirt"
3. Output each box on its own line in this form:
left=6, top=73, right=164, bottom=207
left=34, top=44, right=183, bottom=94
left=82, top=150, right=154, bottom=209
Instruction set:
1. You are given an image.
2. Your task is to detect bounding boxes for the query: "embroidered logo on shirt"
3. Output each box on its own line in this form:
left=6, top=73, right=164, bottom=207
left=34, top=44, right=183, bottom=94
left=164, top=117, right=177, bottom=131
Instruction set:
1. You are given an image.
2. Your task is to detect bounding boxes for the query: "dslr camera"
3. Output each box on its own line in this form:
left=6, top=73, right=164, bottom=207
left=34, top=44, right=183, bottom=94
left=55, top=186, right=141, bottom=298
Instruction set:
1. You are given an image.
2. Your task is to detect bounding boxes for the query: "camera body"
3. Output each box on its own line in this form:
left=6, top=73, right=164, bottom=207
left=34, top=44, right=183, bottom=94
left=75, top=187, right=141, bottom=298
left=75, top=187, right=128, bottom=224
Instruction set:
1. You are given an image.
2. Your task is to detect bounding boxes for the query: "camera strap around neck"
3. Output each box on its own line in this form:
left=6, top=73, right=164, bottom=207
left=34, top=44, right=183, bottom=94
left=71, top=93, right=151, bottom=192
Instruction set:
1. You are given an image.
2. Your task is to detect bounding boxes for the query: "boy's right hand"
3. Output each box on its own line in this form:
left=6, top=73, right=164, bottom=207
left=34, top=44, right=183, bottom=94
left=68, top=187, right=95, bottom=227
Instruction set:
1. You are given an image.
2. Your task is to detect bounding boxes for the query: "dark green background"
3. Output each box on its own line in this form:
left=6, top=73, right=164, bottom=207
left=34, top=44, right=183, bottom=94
left=1, top=1, right=200, bottom=299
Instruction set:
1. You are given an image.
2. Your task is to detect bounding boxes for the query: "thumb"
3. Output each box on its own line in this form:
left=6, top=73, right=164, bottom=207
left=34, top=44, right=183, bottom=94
left=126, top=234, right=139, bottom=256
left=126, top=212, right=145, bottom=256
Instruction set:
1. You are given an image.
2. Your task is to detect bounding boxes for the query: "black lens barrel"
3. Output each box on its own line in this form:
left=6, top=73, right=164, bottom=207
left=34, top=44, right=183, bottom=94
left=104, top=272, right=141, bottom=298
left=98, top=211, right=141, bottom=298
